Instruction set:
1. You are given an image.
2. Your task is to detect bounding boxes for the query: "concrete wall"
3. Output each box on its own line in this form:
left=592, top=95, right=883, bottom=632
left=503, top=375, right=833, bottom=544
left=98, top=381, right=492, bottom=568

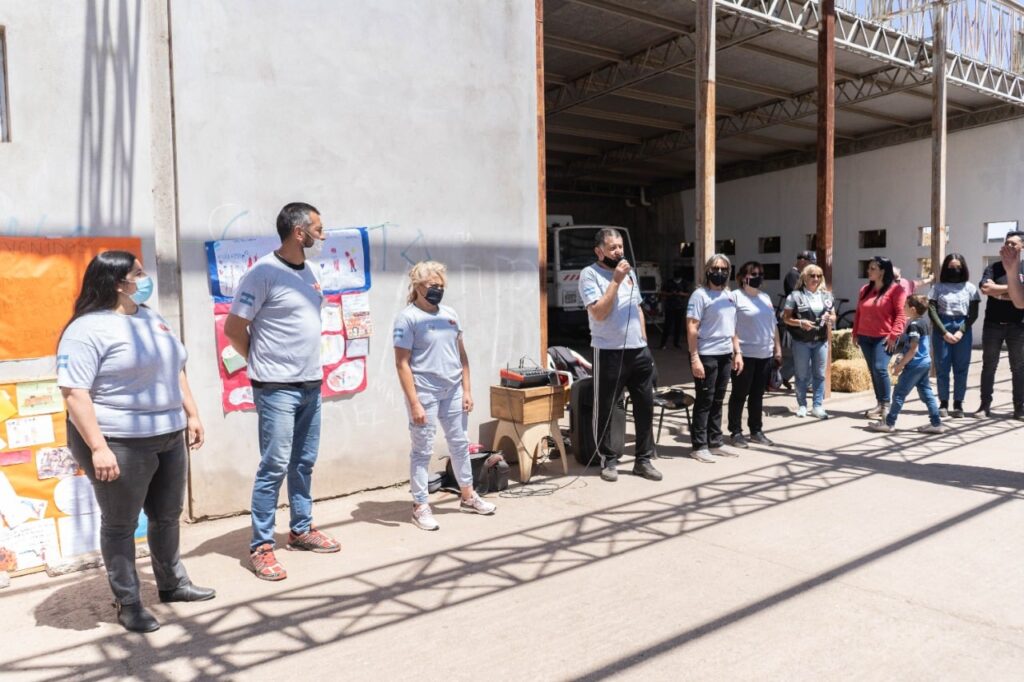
left=674, top=117, right=1024, bottom=330
left=170, top=0, right=541, bottom=517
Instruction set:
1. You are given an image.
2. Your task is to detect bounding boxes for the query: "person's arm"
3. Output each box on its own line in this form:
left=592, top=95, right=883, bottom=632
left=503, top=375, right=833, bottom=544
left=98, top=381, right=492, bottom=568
left=964, top=299, right=980, bottom=331
left=928, top=300, right=947, bottom=335
left=887, top=287, right=908, bottom=352
left=394, top=347, right=426, bottom=425
left=223, top=314, right=251, bottom=359
left=686, top=317, right=704, bottom=379
left=782, top=295, right=814, bottom=333
left=586, top=262, right=631, bottom=321
left=638, top=305, right=646, bottom=342
left=979, top=264, right=1007, bottom=298
left=458, top=335, right=473, bottom=413
left=61, top=388, right=119, bottom=482
left=731, top=334, right=744, bottom=374
left=179, top=371, right=205, bottom=450
left=1000, top=241, right=1024, bottom=308
left=892, top=338, right=918, bottom=376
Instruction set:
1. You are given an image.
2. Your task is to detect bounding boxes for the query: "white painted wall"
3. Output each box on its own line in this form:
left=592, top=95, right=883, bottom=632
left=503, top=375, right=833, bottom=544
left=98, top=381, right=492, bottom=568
left=170, top=1, right=541, bottom=517
left=676, top=118, right=1024, bottom=330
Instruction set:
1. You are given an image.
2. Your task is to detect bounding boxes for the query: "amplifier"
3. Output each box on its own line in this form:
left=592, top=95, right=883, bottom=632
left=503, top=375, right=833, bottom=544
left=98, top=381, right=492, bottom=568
left=499, top=367, right=558, bottom=389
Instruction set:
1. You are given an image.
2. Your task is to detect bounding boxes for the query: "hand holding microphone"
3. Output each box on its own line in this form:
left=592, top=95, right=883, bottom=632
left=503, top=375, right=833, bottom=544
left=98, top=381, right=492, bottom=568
left=612, top=258, right=632, bottom=284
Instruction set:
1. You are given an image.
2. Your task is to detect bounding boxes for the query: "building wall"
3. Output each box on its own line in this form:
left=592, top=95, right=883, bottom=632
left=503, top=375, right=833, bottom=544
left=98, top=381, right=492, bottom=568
left=675, top=117, right=1024, bottom=329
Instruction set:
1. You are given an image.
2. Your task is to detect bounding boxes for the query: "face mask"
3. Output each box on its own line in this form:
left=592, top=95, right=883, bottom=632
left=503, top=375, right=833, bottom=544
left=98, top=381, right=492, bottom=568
left=707, top=271, right=728, bottom=286
left=601, top=255, right=622, bottom=269
left=746, top=275, right=763, bottom=289
left=673, top=277, right=682, bottom=284
left=947, top=269, right=963, bottom=283
left=130, top=276, right=153, bottom=305
left=303, top=230, right=324, bottom=260
left=425, top=285, right=444, bottom=305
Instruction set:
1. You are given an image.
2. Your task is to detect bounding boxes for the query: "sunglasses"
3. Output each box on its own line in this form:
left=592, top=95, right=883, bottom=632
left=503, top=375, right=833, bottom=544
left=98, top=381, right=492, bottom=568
left=807, top=274, right=823, bottom=279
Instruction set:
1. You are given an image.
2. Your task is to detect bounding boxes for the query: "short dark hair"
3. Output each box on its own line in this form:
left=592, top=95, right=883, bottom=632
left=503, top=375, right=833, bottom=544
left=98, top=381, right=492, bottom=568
left=276, top=202, right=320, bottom=242
left=797, top=250, right=816, bottom=263
left=61, top=250, right=138, bottom=342
left=939, top=252, right=969, bottom=283
left=907, top=294, right=929, bottom=315
left=1005, top=230, right=1024, bottom=242
left=594, top=228, right=622, bottom=248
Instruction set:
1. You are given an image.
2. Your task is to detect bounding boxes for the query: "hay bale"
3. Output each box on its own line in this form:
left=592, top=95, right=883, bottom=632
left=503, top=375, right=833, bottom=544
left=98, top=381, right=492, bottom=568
left=831, top=358, right=873, bottom=393
left=831, top=329, right=863, bottom=361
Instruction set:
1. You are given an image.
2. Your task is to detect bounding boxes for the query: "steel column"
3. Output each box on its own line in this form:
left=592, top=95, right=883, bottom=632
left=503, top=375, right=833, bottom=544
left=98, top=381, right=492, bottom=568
left=696, top=0, right=716, bottom=268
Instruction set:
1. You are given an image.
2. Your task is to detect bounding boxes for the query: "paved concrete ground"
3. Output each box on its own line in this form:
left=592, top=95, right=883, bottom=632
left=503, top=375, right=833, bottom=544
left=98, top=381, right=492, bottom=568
left=3, top=351, right=1023, bottom=681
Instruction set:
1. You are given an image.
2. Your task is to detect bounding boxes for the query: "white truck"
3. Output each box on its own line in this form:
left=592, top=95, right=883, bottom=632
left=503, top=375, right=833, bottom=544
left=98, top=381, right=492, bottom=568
left=545, top=219, right=663, bottom=334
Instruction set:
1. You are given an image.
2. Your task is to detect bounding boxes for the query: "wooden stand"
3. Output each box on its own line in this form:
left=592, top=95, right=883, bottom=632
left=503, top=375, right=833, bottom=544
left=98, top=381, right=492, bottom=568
left=490, top=384, right=566, bottom=482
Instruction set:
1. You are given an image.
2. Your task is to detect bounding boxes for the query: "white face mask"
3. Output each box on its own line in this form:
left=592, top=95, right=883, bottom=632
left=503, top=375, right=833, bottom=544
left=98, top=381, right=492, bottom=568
left=303, top=231, right=324, bottom=260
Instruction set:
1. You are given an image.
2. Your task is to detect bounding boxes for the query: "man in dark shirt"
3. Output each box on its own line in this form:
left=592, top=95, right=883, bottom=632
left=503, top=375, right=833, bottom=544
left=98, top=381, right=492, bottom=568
left=659, top=268, right=688, bottom=349
left=977, top=230, right=1024, bottom=418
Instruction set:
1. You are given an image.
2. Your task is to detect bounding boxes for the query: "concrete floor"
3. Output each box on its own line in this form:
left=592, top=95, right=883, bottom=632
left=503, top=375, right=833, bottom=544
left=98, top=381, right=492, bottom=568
left=3, top=350, right=1023, bottom=681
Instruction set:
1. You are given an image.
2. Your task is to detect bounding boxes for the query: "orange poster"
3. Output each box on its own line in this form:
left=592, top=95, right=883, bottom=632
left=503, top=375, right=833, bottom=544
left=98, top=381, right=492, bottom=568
left=0, top=236, right=142, bottom=360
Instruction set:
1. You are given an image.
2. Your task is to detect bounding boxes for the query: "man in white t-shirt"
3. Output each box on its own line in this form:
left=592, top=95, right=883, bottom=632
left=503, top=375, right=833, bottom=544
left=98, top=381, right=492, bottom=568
left=577, top=229, right=662, bottom=483
left=224, top=202, right=341, bottom=582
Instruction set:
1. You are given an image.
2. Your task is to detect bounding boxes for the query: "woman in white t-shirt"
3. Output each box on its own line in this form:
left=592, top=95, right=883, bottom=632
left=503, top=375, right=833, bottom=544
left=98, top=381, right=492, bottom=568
left=686, top=254, right=742, bottom=463
left=57, top=251, right=211, bottom=634
left=928, top=253, right=980, bottom=418
left=728, top=261, right=782, bottom=448
left=393, top=261, right=496, bottom=532
left=782, top=264, right=836, bottom=418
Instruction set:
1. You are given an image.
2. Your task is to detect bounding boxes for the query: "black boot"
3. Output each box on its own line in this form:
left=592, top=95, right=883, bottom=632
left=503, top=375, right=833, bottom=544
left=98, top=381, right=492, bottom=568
left=115, top=601, right=160, bottom=633
left=939, top=400, right=949, bottom=418
left=159, top=583, right=217, bottom=603
left=973, top=401, right=991, bottom=417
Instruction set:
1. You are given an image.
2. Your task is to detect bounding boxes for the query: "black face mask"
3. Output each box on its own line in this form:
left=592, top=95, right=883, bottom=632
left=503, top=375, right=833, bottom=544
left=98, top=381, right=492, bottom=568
left=746, top=275, right=764, bottom=289
left=707, top=270, right=729, bottom=286
left=425, top=285, right=444, bottom=305
left=601, top=255, right=622, bottom=269
left=946, top=269, right=964, bottom=283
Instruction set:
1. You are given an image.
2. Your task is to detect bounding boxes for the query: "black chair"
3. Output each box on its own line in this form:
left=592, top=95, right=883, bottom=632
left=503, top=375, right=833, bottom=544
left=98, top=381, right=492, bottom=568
left=624, top=386, right=694, bottom=440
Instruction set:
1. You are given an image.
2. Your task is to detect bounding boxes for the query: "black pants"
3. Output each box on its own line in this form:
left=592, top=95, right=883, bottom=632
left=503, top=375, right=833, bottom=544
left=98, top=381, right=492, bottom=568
left=727, top=356, right=771, bottom=436
left=593, top=347, right=656, bottom=465
left=660, top=309, right=684, bottom=347
left=68, top=423, right=191, bottom=605
left=692, top=354, right=732, bottom=449
left=980, top=322, right=1024, bottom=408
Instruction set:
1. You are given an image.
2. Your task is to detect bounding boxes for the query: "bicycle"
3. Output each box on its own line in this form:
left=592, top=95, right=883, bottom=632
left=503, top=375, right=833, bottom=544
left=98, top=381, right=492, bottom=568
left=833, top=297, right=856, bottom=330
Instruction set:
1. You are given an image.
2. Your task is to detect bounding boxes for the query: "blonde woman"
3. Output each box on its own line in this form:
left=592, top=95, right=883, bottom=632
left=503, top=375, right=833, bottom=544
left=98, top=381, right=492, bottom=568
left=393, top=261, right=495, bottom=531
left=782, top=264, right=836, bottom=418
left=686, top=254, right=742, bottom=463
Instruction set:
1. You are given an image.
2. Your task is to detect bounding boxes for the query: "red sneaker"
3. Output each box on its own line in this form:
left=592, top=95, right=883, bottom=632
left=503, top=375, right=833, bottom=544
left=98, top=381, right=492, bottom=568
left=287, top=527, right=341, bottom=553
left=249, top=543, right=287, bottom=581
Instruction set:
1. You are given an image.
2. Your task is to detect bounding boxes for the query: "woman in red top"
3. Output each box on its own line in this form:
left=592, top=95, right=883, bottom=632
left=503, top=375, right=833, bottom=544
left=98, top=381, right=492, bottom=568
left=853, top=256, right=907, bottom=418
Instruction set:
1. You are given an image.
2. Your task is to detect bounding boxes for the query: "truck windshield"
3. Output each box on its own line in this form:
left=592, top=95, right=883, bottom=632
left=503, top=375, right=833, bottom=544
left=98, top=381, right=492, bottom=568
left=558, top=228, right=633, bottom=270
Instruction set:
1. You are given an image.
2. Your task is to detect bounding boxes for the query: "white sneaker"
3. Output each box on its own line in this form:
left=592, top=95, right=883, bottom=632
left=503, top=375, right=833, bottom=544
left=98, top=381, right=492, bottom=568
left=864, top=403, right=884, bottom=419
left=811, top=406, right=830, bottom=419
left=866, top=420, right=894, bottom=433
left=460, top=494, right=496, bottom=515
left=918, top=423, right=949, bottom=434
left=796, top=405, right=807, bottom=418
left=412, top=504, right=439, bottom=531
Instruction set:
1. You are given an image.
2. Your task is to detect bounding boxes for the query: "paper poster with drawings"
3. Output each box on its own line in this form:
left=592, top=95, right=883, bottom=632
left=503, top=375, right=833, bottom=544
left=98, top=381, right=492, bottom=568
left=36, top=446, right=79, bottom=480
left=14, top=380, right=63, bottom=416
left=205, top=228, right=371, bottom=301
left=0, top=388, right=16, bottom=421
left=18, top=496, right=47, bottom=521
left=5, top=414, right=56, bottom=448
left=213, top=303, right=256, bottom=413
left=0, top=470, right=33, bottom=527
left=53, top=475, right=100, bottom=516
left=0, top=518, right=59, bottom=573
left=323, top=358, right=367, bottom=397
left=57, top=513, right=100, bottom=558
left=345, top=338, right=369, bottom=358
left=342, top=292, right=373, bottom=338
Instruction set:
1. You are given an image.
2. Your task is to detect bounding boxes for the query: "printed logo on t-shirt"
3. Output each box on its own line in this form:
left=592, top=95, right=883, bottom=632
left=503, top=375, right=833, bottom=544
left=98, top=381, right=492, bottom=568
left=155, top=322, right=172, bottom=334
left=238, top=291, right=256, bottom=307
left=56, top=354, right=69, bottom=370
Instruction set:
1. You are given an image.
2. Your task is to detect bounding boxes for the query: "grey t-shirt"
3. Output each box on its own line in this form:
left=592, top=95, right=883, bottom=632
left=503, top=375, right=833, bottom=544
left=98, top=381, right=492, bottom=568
left=929, top=281, right=980, bottom=317
left=687, top=287, right=737, bottom=355
left=230, top=252, right=324, bottom=383
left=392, top=304, right=464, bottom=391
left=734, top=290, right=776, bottom=359
left=57, top=307, right=187, bottom=438
left=578, top=264, right=646, bottom=350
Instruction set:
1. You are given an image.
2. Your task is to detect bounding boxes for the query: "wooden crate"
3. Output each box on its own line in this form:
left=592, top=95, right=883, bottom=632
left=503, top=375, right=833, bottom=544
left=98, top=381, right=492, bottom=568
left=490, top=384, right=565, bottom=425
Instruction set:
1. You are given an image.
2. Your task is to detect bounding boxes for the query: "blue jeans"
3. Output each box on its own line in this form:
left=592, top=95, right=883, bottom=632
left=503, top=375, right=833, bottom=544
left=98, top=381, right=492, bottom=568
left=250, top=385, right=322, bottom=550
left=858, top=336, right=893, bottom=404
left=408, top=383, right=473, bottom=504
left=933, top=315, right=972, bottom=402
left=886, top=362, right=941, bottom=426
left=792, top=340, right=827, bottom=409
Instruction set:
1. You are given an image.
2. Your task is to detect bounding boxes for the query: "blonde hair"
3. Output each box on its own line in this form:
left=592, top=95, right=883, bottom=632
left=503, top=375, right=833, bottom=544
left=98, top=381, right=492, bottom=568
left=407, top=261, right=447, bottom=303
left=702, top=253, right=732, bottom=288
left=798, top=264, right=826, bottom=290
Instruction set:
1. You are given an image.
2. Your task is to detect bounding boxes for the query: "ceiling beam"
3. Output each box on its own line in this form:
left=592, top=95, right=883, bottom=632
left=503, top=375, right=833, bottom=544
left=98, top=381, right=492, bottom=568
left=547, top=124, right=642, bottom=144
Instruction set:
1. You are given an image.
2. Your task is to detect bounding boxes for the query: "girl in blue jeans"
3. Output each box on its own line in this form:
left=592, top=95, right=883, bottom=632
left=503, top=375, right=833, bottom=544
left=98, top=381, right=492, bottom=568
left=868, top=295, right=946, bottom=433
left=928, top=253, right=980, bottom=418
left=394, top=261, right=496, bottom=531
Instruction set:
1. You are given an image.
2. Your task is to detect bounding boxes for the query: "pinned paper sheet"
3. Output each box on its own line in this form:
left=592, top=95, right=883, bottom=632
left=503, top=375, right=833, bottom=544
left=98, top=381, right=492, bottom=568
left=342, top=292, right=373, bottom=338
left=322, top=300, right=343, bottom=333
left=0, top=434, right=7, bottom=449
left=36, top=447, right=78, bottom=480
left=0, top=471, right=33, bottom=528
left=5, top=415, right=56, bottom=448
left=0, top=518, right=59, bottom=572
left=15, top=380, right=63, bottom=417
left=0, top=389, right=16, bottom=422
left=18, top=497, right=47, bottom=521
left=221, top=345, right=247, bottom=375
left=321, top=335, right=345, bottom=366
left=57, top=513, right=101, bottom=558
left=346, top=338, right=369, bottom=358
left=0, top=449, right=31, bottom=466
left=53, top=475, right=99, bottom=516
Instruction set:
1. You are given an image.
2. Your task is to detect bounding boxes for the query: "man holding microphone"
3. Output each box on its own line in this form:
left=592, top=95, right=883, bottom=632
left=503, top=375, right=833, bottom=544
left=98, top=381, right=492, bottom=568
left=578, top=228, right=662, bottom=483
